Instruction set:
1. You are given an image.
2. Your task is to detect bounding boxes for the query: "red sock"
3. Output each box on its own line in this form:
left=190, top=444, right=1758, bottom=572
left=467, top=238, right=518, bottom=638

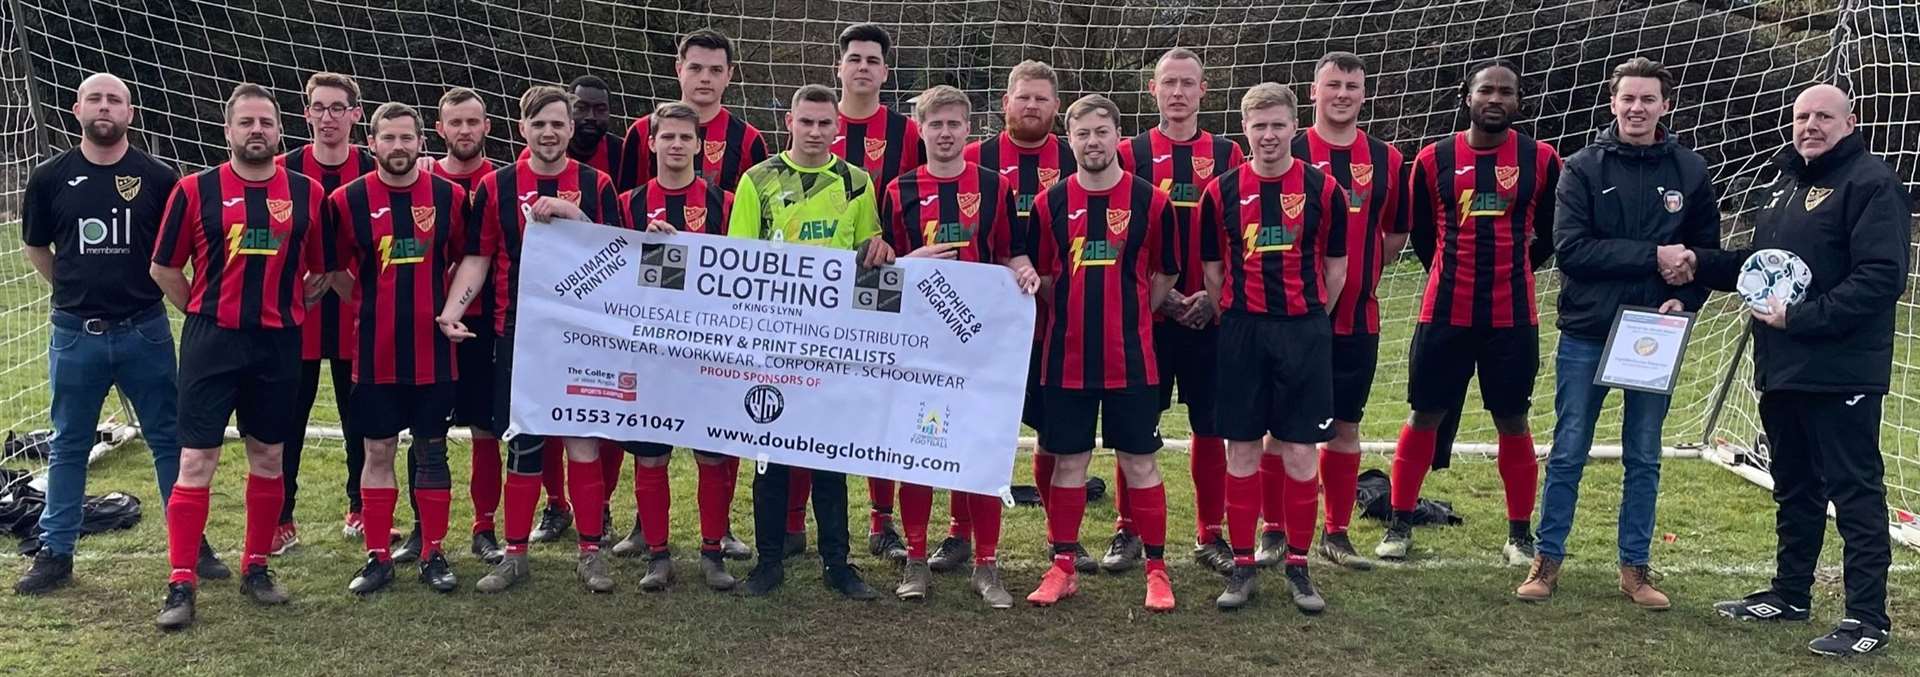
left=1112, top=458, right=1133, bottom=531
left=1260, top=454, right=1287, bottom=534
left=785, top=468, right=811, bottom=533
left=1033, top=453, right=1056, bottom=507
left=635, top=463, right=671, bottom=551
left=1319, top=448, right=1363, bottom=534
left=1390, top=425, right=1438, bottom=513
left=1225, top=472, right=1261, bottom=567
left=362, top=486, right=397, bottom=561
left=1046, top=484, right=1087, bottom=572
left=899, top=483, right=932, bottom=559
left=1189, top=435, right=1226, bottom=544
left=541, top=440, right=570, bottom=512
left=968, top=492, right=1002, bottom=565
left=242, top=473, right=285, bottom=568
left=696, top=458, right=734, bottom=551
left=166, top=485, right=211, bottom=585
left=415, top=487, right=451, bottom=558
left=1128, top=483, right=1168, bottom=569
left=503, top=472, right=541, bottom=554
left=1497, top=433, right=1538, bottom=522
left=1282, top=471, right=1318, bottom=565
left=469, top=437, right=502, bottom=533
left=868, top=477, right=896, bottom=535
left=947, top=490, right=972, bottom=539
left=567, top=458, right=606, bottom=550
left=599, top=441, right=625, bottom=502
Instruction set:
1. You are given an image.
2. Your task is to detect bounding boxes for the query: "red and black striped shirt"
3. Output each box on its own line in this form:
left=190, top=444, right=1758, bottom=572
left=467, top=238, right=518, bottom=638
left=326, top=173, right=468, bottom=385
left=519, top=134, right=623, bottom=188
left=965, top=132, right=1074, bottom=222
left=467, top=159, right=621, bottom=334
left=1410, top=131, right=1561, bottom=328
left=1295, top=128, right=1408, bottom=335
left=1119, top=128, right=1245, bottom=299
left=879, top=164, right=1022, bottom=264
left=834, top=105, right=923, bottom=196
left=620, top=177, right=731, bottom=235
left=1030, top=173, right=1180, bottom=390
left=279, top=144, right=374, bottom=360
left=619, top=106, right=769, bottom=193
left=429, top=158, right=498, bottom=323
left=153, top=163, right=326, bottom=331
left=1198, top=159, right=1347, bottom=317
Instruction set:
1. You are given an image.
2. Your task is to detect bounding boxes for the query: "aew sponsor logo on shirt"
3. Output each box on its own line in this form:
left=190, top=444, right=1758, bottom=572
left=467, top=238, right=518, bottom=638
left=564, top=365, right=638, bottom=401
left=910, top=401, right=952, bottom=448
left=1456, top=189, right=1512, bottom=217
left=226, top=224, right=283, bottom=261
left=377, top=234, right=431, bottom=272
left=1242, top=221, right=1297, bottom=256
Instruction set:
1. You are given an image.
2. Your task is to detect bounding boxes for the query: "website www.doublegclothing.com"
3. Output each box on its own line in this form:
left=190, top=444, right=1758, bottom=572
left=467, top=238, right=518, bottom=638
left=704, top=426, right=961, bottom=474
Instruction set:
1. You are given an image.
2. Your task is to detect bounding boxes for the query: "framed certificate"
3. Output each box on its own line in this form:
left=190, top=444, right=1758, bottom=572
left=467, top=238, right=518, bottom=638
left=1593, top=306, right=1696, bottom=395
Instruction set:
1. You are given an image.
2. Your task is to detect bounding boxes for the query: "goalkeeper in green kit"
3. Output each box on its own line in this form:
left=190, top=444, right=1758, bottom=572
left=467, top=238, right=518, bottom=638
left=729, top=83, right=896, bottom=599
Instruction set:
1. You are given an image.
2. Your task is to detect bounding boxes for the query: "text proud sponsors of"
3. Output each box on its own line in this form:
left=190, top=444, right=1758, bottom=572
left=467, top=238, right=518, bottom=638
left=510, top=219, right=1034, bottom=495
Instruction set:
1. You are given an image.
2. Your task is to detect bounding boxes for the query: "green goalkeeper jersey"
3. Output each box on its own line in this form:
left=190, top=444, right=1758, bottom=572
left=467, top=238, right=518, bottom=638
left=727, top=151, right=881, bottom=251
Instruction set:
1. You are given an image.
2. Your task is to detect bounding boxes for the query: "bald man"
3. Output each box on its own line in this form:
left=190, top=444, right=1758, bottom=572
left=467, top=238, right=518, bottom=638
left=1694, top=84, right=1907, bottom=657
left=16, top=74, right=228, bottom=595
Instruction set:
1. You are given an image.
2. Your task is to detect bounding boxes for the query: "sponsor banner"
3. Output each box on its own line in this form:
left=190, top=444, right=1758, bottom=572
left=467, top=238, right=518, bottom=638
left=509, top=218, right=1034, bottom=495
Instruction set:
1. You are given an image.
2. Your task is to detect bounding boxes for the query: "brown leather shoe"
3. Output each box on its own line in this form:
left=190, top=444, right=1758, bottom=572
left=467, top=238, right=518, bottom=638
left=1514, top=555, right=1561, bottom=601
left=1619, top=564, right=1671, bottom=610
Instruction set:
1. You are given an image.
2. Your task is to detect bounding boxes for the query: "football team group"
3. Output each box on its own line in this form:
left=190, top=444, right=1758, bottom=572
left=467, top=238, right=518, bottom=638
left=14, top=22, right=1908, bottom=657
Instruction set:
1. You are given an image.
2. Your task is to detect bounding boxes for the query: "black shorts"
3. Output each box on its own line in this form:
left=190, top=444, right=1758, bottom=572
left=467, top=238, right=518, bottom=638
left=451, top=322, right=496, bottom=430
left=1331, top=332, right=1382, bottom=423
left=1021, top=345, right=1045, bottom=430
left=1153, top=321, right=1218, bottom=437
left=490, top=331, right=524, bottom=441
left=1038, top=386, right=1163, bottom=455
left=352, top=382, right=457, bottom=441
left=177, top=314, right=303, bottom=449
left=621, top=441, right=674, bottom=457
left=1213, top=312, right=1334, bottom=444
left=1406, top=323, right=1539, bottom=418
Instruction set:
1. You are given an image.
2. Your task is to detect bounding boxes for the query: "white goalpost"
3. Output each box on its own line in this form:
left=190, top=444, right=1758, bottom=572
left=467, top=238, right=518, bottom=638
left=0, top=0, right=1913, bottom=543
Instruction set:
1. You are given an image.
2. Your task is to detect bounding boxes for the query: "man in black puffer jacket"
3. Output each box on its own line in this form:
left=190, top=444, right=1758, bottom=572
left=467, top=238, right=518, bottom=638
left=1520, top=57, right=1720, bottom=610
left=1699, top=83, right=1909, bottom=658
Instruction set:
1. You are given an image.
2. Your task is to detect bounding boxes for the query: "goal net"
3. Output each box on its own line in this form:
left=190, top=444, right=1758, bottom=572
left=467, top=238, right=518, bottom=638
left=0, top=1, right=1913, bottom=541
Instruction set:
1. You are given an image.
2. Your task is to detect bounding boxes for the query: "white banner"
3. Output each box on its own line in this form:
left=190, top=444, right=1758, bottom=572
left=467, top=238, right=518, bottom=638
left=507, top=218, right=1034, bottom=496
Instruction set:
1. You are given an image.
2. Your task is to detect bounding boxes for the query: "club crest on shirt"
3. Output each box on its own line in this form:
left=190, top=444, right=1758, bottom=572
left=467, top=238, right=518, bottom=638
left=1038, top=168, right=1061, bottom=189
left=1663, top=189, right=1684, bottom=214
left=958, top=192, right=981, bottom=218
left=864, top=137, right=887, bottom=161
left=1804, top=186, right=1833, bottom=211
left=557, top=190, right=582, bottom=206
left=266, top=198, right=293, bottom=224
left=412, top=205, right=436, bottom=232
left=1105, top=208, right=1131, bottom=235
left=1193, top=156, right=1216, bottom=180
left=683, top=205, right=708, bottom=226
left=1280, top=193, right=1306, bottom=220
left=115, top=175, right=142, bottom=202
left=704, top=140, right=726, bottom=165
left=1496, top=165, right=1519, bottom=191
left=1350, top=163, right=1375, bottom=187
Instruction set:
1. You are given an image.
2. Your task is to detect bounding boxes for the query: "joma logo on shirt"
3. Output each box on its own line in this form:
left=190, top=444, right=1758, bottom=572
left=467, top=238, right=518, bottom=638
left=377, top=234, right=430, bottom=271
left=797, top=219, right=837, bottom=241
left=1242, top=222, right=1296, bottom=256
left=1069, top=236, right=1120, bottom=272
left=225, top=223, right=282, bottom=261
left=1456, top=189, right=1511, bottom=217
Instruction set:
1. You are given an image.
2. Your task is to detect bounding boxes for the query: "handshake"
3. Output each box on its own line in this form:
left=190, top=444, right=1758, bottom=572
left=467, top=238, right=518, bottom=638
left=1657, top=244, right=1696, bottom=285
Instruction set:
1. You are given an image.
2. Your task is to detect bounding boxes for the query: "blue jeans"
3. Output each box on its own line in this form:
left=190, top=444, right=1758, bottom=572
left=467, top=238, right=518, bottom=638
left=1535, top=334, right=1669, bottom=565
left=37, top=305, right=181, bottom=556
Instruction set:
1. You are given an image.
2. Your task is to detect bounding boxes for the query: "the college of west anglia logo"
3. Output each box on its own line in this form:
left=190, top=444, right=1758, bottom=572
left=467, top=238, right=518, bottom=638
left=911, top=401, right=951, bottom=448
left=744, top=384, right=785, bottom=424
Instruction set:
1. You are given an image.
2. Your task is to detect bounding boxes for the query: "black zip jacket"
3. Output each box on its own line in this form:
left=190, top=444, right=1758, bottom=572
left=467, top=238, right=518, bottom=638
left=1554, top=123, right=1721, bottom=340
left=1696, top=133, right=1911, bottom=393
